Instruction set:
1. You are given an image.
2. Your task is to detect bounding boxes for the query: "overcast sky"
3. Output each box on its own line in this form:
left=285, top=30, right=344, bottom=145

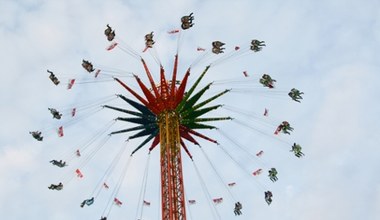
left=1, top=0, right=380, bottom=219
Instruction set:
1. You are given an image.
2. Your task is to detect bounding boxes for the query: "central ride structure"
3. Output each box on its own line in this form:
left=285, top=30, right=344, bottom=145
left=106, top=54, right=230, bottom=220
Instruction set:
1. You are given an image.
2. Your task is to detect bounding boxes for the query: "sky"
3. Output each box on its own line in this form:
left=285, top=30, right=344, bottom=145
left=1, top=0, right=380, bottom=219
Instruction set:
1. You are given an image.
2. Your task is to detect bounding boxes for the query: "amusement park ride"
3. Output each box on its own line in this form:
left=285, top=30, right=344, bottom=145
left=32, top=13, right=304, bottom=220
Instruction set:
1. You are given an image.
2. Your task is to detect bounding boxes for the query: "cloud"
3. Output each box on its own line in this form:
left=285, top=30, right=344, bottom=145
left=1, top=0, right=380, bottom=219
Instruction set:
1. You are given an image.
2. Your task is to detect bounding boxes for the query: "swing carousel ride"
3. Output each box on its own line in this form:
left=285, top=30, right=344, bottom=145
left=31, top=13, right=304, bottom=220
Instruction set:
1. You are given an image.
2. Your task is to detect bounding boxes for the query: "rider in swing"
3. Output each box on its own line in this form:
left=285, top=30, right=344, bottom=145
left=30, top=131, right=43, bottom=141
left=291, top=143, right=305, bottom=158
left=82, top=60, right=95, bottom=73
left=47, top=70, right=60, bottom=85
left=259, top=74, right=276, bottom=88
left=268, top=168, right=278, bottom=182
left=181, top=12, right=194, bottom=30
left=265, top=191, right=273, bottom=205
left=49, top=159, right=67, bottom=168
left=275, top=121, right=294, bottom=135
left=80, top=197, right=94, bottom=208
left=48, top=108, right=62, bottom=119
left=212, top=41, right=225, bottom=54
left=104, top=24, right=115, bottom=41
left=251, top=39, right=266, bottom=52
left=145, top=32, right=155, bottom=48
left=288, top=88, right=304, bottom=102
left=48, top=182, right=63, bottom=190
left=234, top=201, right=242, bottom=215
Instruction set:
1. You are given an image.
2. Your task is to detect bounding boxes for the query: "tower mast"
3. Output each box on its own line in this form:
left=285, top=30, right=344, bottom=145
left=159, top=110, right=187, bottom=220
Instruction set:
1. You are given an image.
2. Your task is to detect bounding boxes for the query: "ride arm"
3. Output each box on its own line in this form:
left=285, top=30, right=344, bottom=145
left=110, top=124, right=151, bottom=135
left=103, top=105, right=145, bottom=118
left=182, top=105, right=222, bottom=119
left=179, top=83, right=212, bottom=112
left=176, top=65, right=210, bottom=110
left=131, top=130, right=159, bottom=155
left=118, top=94, right=155, bottom=116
